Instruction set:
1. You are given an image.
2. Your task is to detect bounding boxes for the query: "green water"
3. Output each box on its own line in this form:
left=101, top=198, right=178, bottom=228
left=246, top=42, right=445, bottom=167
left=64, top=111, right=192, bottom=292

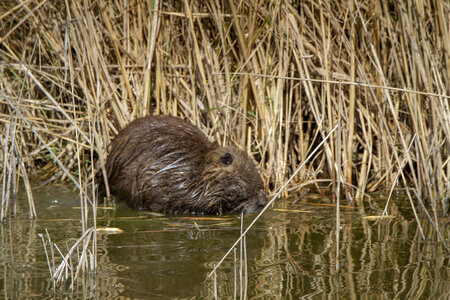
left=1, top=185, right=448, bottom=299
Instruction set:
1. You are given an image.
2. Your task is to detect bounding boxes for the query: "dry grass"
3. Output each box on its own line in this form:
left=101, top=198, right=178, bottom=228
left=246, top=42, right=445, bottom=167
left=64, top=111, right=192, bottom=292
left=0, top=0, right=449, bottom=283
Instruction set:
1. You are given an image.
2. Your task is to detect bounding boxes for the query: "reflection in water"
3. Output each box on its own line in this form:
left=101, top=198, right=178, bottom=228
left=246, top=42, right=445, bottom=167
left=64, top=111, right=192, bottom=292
left=246, top=208, right=448, bottom=299
left=0, top=187, right=448, bottom=298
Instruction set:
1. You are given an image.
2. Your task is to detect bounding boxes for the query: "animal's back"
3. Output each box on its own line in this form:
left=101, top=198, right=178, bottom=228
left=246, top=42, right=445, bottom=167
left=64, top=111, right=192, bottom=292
left=106, top=115, right=212, bottom=177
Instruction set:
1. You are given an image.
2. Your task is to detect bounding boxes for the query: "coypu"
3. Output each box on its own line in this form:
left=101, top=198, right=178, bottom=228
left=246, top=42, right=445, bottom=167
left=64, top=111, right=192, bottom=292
left=98, top=115, right=266, bottom=214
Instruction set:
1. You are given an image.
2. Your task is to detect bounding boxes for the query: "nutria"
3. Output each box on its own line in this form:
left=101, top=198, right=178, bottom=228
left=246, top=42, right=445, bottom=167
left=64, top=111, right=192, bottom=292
left=98, top=115, right=266, bottom=214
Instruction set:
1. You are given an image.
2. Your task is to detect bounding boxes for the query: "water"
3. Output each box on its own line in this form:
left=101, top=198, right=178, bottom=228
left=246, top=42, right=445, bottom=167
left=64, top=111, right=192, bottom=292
left=1, top=185, right=448, bottom=299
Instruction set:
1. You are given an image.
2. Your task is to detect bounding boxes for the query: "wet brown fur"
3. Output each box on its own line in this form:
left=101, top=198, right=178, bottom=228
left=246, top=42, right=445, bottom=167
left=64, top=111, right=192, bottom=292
left=98, top=115, right=266, bottom=214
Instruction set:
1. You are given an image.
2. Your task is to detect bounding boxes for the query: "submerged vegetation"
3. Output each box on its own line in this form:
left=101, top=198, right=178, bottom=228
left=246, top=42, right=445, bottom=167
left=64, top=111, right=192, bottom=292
left=0, top=0, right=449, bottom=290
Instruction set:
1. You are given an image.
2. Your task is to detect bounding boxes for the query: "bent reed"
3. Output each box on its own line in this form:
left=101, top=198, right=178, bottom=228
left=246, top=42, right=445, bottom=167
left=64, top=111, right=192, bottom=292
left=1, top=2, right=449, bottom=223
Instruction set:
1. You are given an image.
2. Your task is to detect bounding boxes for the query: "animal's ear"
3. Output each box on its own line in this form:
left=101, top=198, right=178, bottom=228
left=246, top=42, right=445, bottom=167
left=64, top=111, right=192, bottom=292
left=220, top=152, right=233, bottom=166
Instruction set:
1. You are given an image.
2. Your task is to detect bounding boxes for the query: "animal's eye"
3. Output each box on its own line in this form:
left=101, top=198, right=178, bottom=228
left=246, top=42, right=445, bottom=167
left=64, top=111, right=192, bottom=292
left=220, top=152, right=233, bottom=166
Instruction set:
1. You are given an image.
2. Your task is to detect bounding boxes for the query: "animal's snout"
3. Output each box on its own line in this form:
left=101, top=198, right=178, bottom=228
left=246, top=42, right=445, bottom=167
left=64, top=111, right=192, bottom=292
left=256, top=190, right=266, bottom=210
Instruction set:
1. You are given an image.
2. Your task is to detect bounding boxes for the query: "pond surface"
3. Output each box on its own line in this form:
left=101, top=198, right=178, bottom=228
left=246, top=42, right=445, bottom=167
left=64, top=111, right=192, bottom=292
left=1, top=185, right=449, bottom=299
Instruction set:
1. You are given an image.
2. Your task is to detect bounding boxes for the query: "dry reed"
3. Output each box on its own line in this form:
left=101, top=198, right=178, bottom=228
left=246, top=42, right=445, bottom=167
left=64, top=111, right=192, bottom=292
left=0, top=0, right=449, bottom=285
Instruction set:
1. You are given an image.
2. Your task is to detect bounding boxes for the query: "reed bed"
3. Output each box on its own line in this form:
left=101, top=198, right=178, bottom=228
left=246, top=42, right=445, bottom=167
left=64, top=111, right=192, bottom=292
left=2, top=0, right=448, bottom=210
left=0, top=0, right=449, bottom=286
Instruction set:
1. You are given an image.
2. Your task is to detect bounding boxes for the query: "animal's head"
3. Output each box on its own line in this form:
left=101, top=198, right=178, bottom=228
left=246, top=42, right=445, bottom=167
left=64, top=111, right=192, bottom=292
left=197, top=146, right=266, bottom=214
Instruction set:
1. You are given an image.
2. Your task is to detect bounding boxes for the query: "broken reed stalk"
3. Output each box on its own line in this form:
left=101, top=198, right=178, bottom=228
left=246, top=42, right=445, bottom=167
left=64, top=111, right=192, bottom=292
left=40, top=225, right=96, bottom=289
left=37, top=171, right=97, bottom=289
left=61, top=177, right=98, bottom=288
left=39, top=229, right=56, bottom=289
